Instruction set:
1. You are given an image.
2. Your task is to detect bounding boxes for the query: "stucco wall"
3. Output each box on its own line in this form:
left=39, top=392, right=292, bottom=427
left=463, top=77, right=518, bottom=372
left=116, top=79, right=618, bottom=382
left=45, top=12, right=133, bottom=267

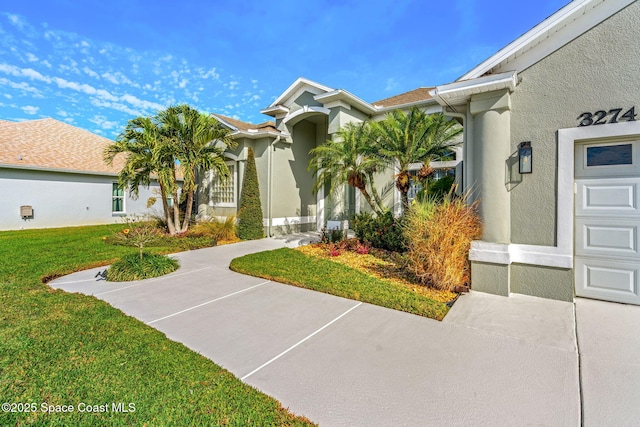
left=510, top=1, right=640, bottom=246
left=0, top=168, right=160, bottom=230
left=271, top=120, right=319, bottom=227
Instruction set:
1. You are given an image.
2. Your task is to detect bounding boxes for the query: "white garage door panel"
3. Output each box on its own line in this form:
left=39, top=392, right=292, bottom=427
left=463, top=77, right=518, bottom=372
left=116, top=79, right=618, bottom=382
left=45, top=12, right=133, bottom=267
left=574, top=140, right=640, bottom=305
left=575, top=219, right=638, bottom=257
left=575, top=259, right=639, bottom=304
left=576, top=180, right=638, bottom=216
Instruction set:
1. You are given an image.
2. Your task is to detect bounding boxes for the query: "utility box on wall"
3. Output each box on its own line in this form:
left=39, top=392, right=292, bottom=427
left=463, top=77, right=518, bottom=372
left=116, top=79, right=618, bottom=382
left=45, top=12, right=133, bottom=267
left=20, top=205, right=33, bottom=219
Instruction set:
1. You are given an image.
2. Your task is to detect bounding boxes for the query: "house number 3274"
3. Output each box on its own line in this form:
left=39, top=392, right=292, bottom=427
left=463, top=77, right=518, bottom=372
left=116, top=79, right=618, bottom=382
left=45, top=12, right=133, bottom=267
left=577, top=107, right=637, bottom=126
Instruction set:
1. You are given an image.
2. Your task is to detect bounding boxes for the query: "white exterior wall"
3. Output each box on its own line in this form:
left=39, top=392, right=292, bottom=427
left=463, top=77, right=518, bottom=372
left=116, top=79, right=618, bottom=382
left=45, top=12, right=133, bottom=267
left=0, top=167, right=162, bottom=230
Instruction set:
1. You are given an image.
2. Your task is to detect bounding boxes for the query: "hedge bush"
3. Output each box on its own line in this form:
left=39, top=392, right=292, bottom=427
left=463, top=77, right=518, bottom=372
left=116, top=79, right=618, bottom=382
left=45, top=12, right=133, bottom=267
left=237, top=147, right=264, bottom=240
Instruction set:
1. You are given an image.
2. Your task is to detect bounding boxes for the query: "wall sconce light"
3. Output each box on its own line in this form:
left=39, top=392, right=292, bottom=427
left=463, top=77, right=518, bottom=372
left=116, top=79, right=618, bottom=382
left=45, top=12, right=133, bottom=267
left=519, top=141, right=532, bottom=174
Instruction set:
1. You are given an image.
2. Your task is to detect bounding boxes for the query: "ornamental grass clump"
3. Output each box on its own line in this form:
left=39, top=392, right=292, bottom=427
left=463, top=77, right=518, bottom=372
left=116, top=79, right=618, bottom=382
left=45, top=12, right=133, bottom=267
left=189, top=215, right=238, bottom=243
left=405, top=193, right=482, bottom=292
left=107, top=252, right=179, bottom=281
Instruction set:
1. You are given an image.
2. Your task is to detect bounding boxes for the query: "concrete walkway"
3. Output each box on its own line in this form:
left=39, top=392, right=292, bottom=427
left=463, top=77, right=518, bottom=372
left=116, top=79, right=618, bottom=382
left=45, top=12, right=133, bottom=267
left=50, top=237, right=640, bottom=426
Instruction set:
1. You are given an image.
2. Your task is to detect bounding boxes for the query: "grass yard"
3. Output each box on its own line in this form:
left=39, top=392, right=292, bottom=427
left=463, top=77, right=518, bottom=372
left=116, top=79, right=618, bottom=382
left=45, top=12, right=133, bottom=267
left=229, top=247, right=452, bottom=321
left=0, top=224, right=314, bottom=426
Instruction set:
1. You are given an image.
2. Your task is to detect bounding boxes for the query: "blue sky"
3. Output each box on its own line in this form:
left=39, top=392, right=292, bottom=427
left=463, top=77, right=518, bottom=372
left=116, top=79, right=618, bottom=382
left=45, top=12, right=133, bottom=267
left=1, top=0, right=568, bottom=138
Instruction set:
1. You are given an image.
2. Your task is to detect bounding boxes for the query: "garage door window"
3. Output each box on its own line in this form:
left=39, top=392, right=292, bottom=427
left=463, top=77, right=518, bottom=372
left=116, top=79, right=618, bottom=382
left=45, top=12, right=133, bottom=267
left=587, top=143, right=632, bottom=167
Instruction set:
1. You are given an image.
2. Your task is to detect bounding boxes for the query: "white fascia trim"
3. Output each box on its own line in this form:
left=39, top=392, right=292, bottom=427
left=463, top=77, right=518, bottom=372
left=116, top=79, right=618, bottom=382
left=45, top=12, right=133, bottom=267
left=260, top=105, right=289, bottom=116
left=314, top=90, right=378, bottom=115
left=232, top=130, right=284, bottom=140
left=262, top=215, right=317, bottom=227
left=471, top=120, right=640, bottom=269
left=267, top=77, right=334, bottom=108
left=211, top=115, right=239, bottom=131
left=0, top=162, right=120, bottom=177
left=374, top=98, right=440, bottom=113
left=430, top=71, right=518, bottom=107
left=282, top=106, right=331, bottom=125
left=459, top=0, right=635, bottom=80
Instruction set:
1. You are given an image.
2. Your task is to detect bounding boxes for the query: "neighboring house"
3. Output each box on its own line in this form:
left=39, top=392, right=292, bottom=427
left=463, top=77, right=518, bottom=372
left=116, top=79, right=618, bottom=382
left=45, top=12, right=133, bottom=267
left=427, top=0, right=639, bottom=305
left=202, top=80, right=462, bottom=236
left=0, top=118, right=166, bottom=230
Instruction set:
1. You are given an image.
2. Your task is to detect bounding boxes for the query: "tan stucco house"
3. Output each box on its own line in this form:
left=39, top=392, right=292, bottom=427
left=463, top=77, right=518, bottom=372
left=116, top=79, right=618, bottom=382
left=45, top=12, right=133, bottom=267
left=201, top=0, right=639, bottom=306
left=3, top=0, right=638, bottom=307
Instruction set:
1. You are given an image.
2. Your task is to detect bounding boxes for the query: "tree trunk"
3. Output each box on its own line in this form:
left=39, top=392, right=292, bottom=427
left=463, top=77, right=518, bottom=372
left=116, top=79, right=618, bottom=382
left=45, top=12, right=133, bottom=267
left=180, top=190, right=194, bottom=233
left=358, top=186, right=381, bottom=216
left=160, top=187, right=177, bottom=236
left=366, top=172, right=386, bottom=214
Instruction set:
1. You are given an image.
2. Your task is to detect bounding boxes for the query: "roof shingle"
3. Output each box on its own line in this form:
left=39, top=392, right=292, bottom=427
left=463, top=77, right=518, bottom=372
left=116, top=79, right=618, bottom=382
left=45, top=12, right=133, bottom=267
left=372, top=87, right=434, bottom=108
left=214, top=114, right=277, bottom=133
left=0, top=118, right=125, bottom=175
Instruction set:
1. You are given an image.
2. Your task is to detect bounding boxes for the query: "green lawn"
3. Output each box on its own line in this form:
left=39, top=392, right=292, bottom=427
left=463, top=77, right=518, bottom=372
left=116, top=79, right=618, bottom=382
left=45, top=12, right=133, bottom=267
left=230, top=248, right=449, bottom=320
left=0, top=225, right=314, bottom=426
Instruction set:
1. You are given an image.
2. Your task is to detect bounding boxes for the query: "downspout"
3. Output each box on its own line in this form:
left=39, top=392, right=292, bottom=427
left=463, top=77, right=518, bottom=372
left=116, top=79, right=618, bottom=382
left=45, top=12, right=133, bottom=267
left=268, top=135, right=281, bottom=237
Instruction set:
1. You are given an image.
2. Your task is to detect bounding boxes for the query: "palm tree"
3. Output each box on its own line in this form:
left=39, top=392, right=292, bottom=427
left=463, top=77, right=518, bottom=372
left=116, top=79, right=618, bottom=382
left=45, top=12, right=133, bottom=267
left=104, top=116, right=182, bottom=235
left=371, top=107, right=462, bottom=212
left=309, top=121, right=386, bottom=215
left=157, top=104, right=236, bottom=233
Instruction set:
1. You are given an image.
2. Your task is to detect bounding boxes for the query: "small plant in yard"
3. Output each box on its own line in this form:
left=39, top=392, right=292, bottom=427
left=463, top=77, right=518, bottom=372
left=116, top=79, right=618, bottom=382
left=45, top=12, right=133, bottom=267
left=355, top=241, right=370, bottom=254
left=109, top=215, right=162, bottom=259
left=404, top=193, right=482, bottom=292
left=106, top=252, right=179, bottom=281
left=326, top=243, right=342, bottom=257
left=320, top=227, right=344, bottom=244
left=353, top=211, right=407, bottom=252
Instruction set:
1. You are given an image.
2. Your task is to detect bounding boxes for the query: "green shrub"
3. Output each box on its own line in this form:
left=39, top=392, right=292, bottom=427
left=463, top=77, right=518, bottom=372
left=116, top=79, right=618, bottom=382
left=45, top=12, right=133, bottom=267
left=404, top=193, right=482, bottom=292
left=107, top=252, right=179, bottom=281
left=320, top=227, right=344, bottom=243
left=353, top=211, right=407, bottom=252
left=426, top=175, right=455, bottom=201
left=237, top=146, right=264, bottom=240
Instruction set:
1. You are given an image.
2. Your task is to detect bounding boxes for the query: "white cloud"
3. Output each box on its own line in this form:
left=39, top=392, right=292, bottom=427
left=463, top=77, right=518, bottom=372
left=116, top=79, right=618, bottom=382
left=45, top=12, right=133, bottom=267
left=102, top=72, right=120, bottom=84
left=25, top=53, right=38, bottom=62
left=81, top=40, right=89, bottom=47
left=120, top=93, right=163, bottom=111
left=385, top=77, right=398, bottom=92
left=7, top=14, right=25, bottom=30
left=83, top=66, right=100, bottom=78
left=21, top=105, right=39, bottom=115
left=0, top=77, right=43, bottom=96
left=202, top=67, right=219, bottom=80
left=4, top=94, right=12, bottom=99
left=228, top=81, right=239, bottom=90
left=0, top=64, right=52, bottom=82
left=178, top=79, right=188, bottom=89
left=89, top=114, right=119, bottom=129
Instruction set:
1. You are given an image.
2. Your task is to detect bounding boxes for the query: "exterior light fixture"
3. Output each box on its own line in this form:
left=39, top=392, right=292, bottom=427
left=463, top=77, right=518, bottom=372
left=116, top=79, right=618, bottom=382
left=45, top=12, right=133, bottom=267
left=519, top=141, right=532, bottom=174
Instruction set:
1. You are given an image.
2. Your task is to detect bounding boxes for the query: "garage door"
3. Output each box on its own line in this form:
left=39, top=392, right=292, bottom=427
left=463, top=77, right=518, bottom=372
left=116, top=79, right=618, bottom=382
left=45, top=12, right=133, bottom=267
left=575, top=140, right=640, bottom=304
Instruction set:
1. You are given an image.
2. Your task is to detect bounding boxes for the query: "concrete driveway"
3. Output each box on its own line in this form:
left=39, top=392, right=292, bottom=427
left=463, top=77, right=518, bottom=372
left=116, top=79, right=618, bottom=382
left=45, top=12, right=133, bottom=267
left=50, top=236, right=640, bottom=426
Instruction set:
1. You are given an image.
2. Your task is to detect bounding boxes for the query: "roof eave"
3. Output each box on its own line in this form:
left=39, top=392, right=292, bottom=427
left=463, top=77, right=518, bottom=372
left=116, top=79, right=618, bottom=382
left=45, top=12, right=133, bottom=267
left=313, top=90, right=378, bottom=115
left=430, top=71, right=518, bottom=107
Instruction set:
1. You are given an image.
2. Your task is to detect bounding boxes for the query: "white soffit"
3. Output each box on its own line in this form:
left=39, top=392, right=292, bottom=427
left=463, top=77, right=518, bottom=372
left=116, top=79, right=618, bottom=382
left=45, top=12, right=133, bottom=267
left=314, top=90, right=378, bottom=115
left=430, top=71, right=518, bottom=106
left=266, top=77, right=334, bottom=108
left=460, top=0, right=635, bottom=81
